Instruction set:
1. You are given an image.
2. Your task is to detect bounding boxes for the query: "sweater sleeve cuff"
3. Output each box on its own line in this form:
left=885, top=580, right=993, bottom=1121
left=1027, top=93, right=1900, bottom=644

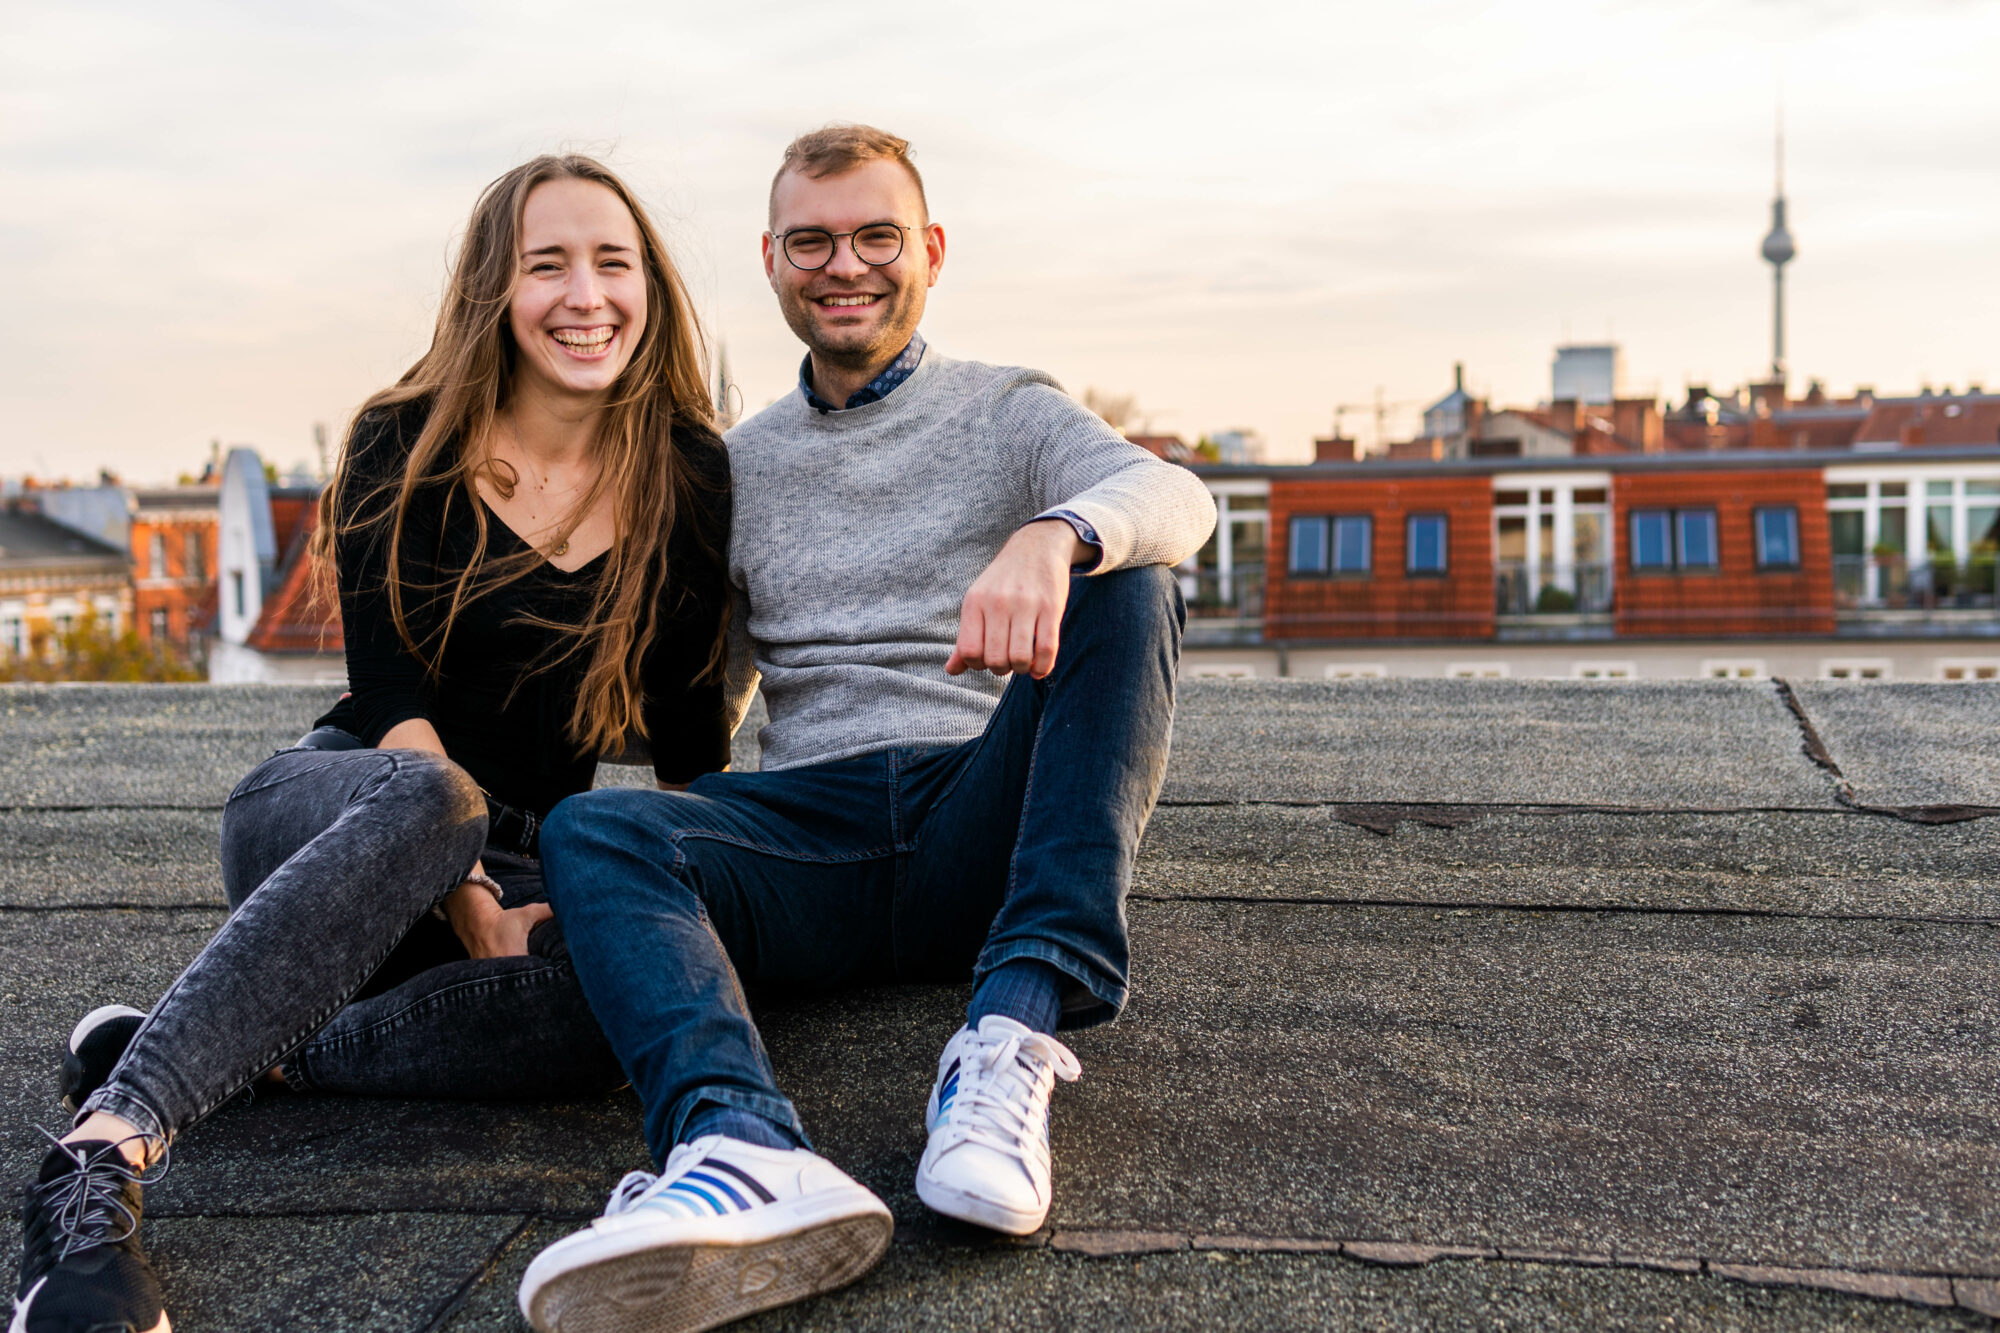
left=1033, top=508, right=1107, bottom=573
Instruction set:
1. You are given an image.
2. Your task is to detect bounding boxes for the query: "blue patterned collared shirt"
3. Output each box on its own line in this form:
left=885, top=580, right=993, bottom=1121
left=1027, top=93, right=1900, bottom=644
left=800, top=332, right=927, bottom=413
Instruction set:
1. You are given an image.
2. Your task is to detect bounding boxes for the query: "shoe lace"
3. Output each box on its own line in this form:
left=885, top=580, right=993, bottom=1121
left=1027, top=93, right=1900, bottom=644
left=604, top=1169, right=659, bottom=1217
left=949, top=1029, right=1081, bottom=1153
left=34, top=1128, right=170, bottom=1262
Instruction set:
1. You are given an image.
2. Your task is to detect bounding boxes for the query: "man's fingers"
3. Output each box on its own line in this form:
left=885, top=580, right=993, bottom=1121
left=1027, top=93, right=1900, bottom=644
left=983, top=606, right=1012, bottom=674
left=1031, top=613, right=1060, bottom=679
left=1006, top=604, right=1038, bottom=675
left=952, top=597, right=987, bottom=674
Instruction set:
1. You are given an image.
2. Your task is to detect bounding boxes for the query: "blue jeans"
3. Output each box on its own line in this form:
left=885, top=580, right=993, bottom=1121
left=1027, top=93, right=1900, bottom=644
left=541, top=565, right=1184, bottom=1165
left=83, top=739, right=627, bottom=1144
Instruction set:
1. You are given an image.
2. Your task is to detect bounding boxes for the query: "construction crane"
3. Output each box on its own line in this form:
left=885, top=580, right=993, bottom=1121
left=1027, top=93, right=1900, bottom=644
left=1332, top=388, right=1427, bottom=456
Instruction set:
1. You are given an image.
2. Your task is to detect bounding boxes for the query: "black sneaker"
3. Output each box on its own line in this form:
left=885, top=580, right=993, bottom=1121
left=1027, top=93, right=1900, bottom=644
left=14, top=1135, right=168, bottom=1333
left=58, top=1007, right=145, bottom=1117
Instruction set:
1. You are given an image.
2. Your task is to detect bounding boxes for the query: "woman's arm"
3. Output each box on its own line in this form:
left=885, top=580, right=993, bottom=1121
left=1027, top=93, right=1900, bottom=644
left=379, top=717, right=551, bottom=959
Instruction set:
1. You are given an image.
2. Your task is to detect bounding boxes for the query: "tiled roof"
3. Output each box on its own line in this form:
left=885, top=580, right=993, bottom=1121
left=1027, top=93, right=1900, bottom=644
left=0, top=506, right=128, bottom=566
left=1854, top=396, right=2000, bottom=448
left=244, top=505, right=342, bottom=655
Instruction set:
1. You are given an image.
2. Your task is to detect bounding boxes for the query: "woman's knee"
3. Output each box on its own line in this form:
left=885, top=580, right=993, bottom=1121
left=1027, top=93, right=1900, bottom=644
left=378, top=751, right=487, bottom=855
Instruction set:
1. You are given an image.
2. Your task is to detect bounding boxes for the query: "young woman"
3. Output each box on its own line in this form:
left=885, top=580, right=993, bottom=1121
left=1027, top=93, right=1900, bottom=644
left=12, top=155, right=731, bottom=1333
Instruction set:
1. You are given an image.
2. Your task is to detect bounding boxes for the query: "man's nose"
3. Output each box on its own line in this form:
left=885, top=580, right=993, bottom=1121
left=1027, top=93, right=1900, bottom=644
left=823, top=236, right=871, bottom=281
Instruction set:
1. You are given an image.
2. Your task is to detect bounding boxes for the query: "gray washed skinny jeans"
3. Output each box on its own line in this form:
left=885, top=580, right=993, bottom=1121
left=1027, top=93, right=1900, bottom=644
left=81, top=734, right=626, bottom=1144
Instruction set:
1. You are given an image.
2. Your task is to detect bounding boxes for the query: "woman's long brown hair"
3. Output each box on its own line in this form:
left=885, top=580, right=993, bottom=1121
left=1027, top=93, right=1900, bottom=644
left=311, top=154, right=721, bottom=759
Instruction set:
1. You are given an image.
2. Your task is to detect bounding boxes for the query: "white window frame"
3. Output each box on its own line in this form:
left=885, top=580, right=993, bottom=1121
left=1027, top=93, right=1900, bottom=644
left=1323, top=663, right=1388, bottom=680
left=1572, top=660, right=1639, bottom=680
left=1936, top=657, right=2000, bottom=681
left=1446, top=662, right=1510, bottom=678
left=1185, top=662, right=1259, bottom=679
left=1700, top=659, right=1768, bottom=680
left=1491, top=471, right=1612, bottom=611
left=1820, top=657, right=1894, bottom=681
left=1825, top=462, right=2000, bottom=604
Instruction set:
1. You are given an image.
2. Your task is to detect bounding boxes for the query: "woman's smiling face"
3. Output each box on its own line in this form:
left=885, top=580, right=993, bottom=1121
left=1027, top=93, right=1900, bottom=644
left=508, top=178, right=648, bottom=401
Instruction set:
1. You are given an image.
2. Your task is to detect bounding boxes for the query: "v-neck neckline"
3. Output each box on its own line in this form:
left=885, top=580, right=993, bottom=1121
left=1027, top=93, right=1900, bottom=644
left=478, top=495, right=609, bottom=576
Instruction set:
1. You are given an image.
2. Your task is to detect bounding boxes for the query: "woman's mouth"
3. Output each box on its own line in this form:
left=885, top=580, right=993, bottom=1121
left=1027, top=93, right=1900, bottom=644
left=550, top=326, right=616, bottom=358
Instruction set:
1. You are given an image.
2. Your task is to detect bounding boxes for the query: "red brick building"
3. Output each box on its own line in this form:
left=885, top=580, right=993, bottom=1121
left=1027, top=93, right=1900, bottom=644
left=129, top=487, right=220, bottom=651
left=1265, top=475, right=1493, bottom=639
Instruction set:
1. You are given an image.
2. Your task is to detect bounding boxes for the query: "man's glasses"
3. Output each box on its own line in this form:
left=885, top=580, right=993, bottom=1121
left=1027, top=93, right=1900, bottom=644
left=779, top=224, right=910, bottom=271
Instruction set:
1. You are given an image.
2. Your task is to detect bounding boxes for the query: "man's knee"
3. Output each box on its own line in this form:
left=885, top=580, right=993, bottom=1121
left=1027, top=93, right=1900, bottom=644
left=541, top=788, right=692, bottom=908
left=1066, top=563, right=1185, bottom=646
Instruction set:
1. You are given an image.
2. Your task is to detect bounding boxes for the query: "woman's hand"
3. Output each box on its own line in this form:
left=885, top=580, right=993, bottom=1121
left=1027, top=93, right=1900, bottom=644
left=443, top=876, right=553, bottom=959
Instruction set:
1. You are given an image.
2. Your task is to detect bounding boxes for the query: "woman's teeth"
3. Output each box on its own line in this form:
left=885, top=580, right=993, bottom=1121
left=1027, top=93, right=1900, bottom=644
left=552, top=328, right=614, bottom=350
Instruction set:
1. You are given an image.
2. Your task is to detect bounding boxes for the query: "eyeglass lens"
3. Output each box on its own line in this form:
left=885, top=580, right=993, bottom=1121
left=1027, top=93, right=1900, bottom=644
left=784, top=225, right=905, bottom=270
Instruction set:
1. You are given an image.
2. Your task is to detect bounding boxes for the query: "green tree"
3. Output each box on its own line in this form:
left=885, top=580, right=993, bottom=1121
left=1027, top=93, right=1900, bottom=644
left=2, top=611, right=202, bottom=683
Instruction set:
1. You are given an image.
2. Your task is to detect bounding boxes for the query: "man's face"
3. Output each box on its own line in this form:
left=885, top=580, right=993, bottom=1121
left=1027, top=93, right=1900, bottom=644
left=763, top=158, right=944, bottom=368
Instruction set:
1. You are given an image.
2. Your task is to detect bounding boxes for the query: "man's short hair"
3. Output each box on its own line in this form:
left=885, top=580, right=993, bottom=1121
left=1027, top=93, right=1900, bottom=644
left=769, top=123, right=928, bottom=227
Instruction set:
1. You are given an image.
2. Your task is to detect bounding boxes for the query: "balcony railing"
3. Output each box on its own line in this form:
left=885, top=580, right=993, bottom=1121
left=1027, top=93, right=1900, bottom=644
left=1182, top=566, right=1265, bottom=621
left=1495, top=561, right=1613, bottom=616
left=1833, top=555, right=1997, bottom=611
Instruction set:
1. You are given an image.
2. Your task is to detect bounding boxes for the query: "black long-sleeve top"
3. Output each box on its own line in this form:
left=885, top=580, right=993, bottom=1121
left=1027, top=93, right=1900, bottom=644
left=313, top=399, right=732, bottom=818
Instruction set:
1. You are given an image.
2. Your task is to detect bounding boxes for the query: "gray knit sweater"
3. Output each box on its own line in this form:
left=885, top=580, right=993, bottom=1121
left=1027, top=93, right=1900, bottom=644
left=723, top=349, right=1216, bottom=771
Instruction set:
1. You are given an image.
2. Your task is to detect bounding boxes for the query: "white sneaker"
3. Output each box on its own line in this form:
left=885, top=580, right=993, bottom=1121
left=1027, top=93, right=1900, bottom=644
left=517, top=1135, right=892, bottom=1333
left=915, top=1015, right=1081, bottom=1235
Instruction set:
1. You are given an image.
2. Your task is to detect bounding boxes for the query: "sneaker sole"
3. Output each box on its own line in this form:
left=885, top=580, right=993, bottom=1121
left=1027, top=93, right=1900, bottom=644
left=914, top=1171, right=1046, bottom=1236
left=9, top=1276, right=171, bottom=1333
left=59, top=1004, right=146, bottom=1115
left=523, top=1211, right=892, bottom=1333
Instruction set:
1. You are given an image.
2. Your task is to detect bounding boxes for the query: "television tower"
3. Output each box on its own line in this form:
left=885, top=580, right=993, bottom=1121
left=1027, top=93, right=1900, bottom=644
left=1759, top=106, right=1796, bottom=382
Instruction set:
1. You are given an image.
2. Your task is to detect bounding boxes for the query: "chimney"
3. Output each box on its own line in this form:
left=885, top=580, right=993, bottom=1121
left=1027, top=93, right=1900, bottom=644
left=1453, top=362, right=1465, bottom=393
left=1314, top=436, right=1357, bottom=463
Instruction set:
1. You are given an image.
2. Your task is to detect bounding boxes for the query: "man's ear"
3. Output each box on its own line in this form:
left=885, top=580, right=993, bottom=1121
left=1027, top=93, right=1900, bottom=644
left=925, top=223, right=946, bottom=288
left=761, top=232, right=780, bottom=291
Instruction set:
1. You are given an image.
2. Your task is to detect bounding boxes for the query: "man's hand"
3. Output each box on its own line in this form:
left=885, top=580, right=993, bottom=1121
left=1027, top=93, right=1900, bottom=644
left=947, top=520, right=1092, bottom=680
left=443, top=877, right=553, bottom=960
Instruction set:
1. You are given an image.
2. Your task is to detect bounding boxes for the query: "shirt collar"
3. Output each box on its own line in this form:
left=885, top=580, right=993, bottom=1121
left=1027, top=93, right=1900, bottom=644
left=799, top=332, right=927, bottom=414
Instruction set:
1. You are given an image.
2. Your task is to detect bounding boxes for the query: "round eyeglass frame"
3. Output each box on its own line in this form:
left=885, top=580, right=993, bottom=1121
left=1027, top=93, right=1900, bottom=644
left=777, top=223, right=911, bottom=272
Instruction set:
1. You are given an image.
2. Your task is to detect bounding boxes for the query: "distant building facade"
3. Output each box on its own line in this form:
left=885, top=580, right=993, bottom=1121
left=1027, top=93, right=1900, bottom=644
left=0, top=506, right=131, bottom=661
left=210, top=448, right=344, bottom=684
left=1178, top=380, right=2000, bottom=682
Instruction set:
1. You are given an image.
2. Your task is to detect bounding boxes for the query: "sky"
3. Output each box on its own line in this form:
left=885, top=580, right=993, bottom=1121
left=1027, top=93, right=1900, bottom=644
left=3, top=0, right=1997, bottom=479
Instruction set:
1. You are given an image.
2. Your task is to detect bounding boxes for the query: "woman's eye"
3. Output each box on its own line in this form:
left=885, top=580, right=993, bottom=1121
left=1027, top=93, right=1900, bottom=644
left=529, top=262, right=560, bottom=274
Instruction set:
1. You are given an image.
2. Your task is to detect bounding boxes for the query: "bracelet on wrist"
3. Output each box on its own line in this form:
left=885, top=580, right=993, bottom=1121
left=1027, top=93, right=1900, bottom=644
left=432, top=870, right=506, bottom=922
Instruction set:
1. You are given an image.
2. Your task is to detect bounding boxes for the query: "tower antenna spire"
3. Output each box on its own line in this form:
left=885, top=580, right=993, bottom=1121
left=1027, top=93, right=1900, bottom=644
left=1759, top=91, right=1796, bottom=384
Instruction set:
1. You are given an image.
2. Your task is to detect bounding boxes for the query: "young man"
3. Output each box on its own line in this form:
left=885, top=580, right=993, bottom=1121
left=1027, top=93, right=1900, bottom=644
left=517, top=125, right=1216, bottom=1333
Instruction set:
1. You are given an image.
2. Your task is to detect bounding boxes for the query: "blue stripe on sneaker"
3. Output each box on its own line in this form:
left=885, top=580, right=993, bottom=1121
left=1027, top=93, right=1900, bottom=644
left=668, top=1180, right=725, bottom=1214
left=683, top=1169, right=751, bottom=1211
left=703, top=1158, right=778, bottom=1204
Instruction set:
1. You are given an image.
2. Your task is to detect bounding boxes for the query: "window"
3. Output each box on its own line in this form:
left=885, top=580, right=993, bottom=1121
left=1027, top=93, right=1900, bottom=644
left=1702, top=659, right=1767, bottom=680
left=1631, top=511, right=1673, bottom=570
left=1406, top=515, right=1448, bottom=574
left=147, top=532, right=166, bottom=577
left=1288, top=517, right=1328, bottom=575
left=184, top=530, right=206, bottom=582
left=1821, top=658, right=1892, bottom=681
left=1937, top=658, right=2000, bottom=681
left=0, top=617, right=20, bottom=657
left=230, top=570, right=246, bottom=619
left=1753, top=507, right=1800, bottom=569
left=1288, top=515, right=1371, bottom=576
left=149, top=609, right=170, bottom=641
left=1185, top=662, right=1258, bottom=679
left=1333, top=516, right=1372, bottom=573
left=1323, top=663, right=1387, bottom=679
left=1573, top=661, right=1637, bottom=679
left=1631, top=508, right=1719, bottom=571
left=1446, top=662, right=1510, bottom=678
left=1676, top=510, right=1719, bottom=568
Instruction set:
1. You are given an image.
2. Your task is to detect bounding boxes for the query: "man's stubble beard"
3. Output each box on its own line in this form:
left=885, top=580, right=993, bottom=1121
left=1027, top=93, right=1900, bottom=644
left=781, top=276, right=923, bottom=371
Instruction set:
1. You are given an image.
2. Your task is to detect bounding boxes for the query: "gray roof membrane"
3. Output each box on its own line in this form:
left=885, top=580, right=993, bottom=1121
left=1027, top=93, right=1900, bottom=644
left=2, top=680, right=1996, bottom=1330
